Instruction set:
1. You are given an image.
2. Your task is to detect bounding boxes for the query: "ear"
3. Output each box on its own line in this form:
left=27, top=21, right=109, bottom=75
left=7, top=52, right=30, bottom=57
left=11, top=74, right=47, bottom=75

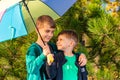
left=70, top=40, right=75, bottom=46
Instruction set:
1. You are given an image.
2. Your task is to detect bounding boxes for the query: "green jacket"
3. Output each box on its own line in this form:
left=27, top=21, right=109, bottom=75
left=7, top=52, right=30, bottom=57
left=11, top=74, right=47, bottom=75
left=26, top=43, right=57, bottom=80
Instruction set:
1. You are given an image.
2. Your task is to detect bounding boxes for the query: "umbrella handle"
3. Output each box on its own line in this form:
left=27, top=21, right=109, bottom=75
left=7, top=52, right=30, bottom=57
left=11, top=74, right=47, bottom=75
left=9, top=26, right=15, bottom=40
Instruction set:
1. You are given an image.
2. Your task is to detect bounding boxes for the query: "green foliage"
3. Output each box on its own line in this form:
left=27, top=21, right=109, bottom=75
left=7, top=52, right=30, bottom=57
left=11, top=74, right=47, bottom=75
left=86, top=1, right=120, bottom=79
left=0, top=0, right=120, bottom=80
left=96, top=64, right=117, bottom=80
left=0, top=32, right=36, bottom=80
left=0, top=39, right=26, bottom=80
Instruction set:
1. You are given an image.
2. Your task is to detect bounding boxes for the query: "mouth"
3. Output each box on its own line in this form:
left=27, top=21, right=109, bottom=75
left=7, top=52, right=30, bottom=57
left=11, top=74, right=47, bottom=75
left=46, top=37, right=51, bottom=40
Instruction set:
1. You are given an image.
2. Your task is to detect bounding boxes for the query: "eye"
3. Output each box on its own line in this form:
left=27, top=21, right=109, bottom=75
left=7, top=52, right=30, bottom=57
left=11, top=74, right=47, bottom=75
left=51, top=31, right=54, bottom=34
left=59, top=39, right=62, bottom=41
left=45, top=30, right=50, bottom=33
left=57, top=39, right=60, bottom=42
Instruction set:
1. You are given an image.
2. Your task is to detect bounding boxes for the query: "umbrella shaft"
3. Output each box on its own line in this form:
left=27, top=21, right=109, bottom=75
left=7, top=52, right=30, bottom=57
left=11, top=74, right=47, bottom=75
left=22, top=0, right=45, bottom=45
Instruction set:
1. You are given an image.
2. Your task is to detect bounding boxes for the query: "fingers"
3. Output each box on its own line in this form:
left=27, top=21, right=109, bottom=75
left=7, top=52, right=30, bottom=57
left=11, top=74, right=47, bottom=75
left=43, top=45, right=50, bottom=56
left=79, top=59, right=87, bottom=66
left=78, top=53, right=87, bottom=66
left=47, top=54, right=54, bottom=65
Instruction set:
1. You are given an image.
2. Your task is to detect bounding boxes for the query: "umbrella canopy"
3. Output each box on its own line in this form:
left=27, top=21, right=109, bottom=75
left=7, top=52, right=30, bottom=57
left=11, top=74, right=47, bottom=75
left=0, top=0, right=77, bottom=42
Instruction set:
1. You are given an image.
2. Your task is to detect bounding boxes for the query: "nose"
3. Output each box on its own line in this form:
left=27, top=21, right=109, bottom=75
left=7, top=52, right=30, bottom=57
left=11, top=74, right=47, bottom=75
left=56, top=40, right=59, bottom=45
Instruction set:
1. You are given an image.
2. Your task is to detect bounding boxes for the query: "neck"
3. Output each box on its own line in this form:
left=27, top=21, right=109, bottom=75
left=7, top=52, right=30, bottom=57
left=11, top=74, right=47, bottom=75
left=36, top=38, right=47, bottom=48
left=63, top=47, right=74, bottom=56
left=64, top=51, right=73, bottom=56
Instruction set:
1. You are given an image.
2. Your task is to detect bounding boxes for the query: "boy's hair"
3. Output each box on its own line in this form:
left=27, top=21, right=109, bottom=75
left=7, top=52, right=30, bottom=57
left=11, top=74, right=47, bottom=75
left=36, top=15, right=56, bottom=28
left=58, top=30, right=79, bottom=45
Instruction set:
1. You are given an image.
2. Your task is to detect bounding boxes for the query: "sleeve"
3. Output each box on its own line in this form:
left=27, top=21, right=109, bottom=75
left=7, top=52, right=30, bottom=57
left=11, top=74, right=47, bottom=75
left=46, top=55, right=58, bottom=79
left=26, top=46, right=46, bottom=74
left=80, top=66, right=88, bottom=80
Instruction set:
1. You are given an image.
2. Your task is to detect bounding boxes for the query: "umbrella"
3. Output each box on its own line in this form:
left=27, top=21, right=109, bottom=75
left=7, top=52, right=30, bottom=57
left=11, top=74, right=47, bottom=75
left=0, top=0, right=77, bottom=43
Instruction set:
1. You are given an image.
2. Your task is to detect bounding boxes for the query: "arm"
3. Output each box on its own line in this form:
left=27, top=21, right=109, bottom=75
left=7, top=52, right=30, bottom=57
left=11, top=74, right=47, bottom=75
left=77, top=52, right=87, bottom=66
left=76, top=53, right=88, bottom=80
left=80, top=66, right=88, bottom=80
left=26, top=47, right=46, bottom=74
left=26, top=43, right=52, bottom=75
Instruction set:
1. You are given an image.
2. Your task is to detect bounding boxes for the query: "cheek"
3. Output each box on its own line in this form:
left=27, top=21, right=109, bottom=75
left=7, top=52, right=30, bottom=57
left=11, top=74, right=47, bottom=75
left=51, top=33, right=54, bottom=37
left=40, top=32, right=45, bottom=37
left=48, top=32, right=54, bottom=38
left=39, top=29, right=44, bottom=34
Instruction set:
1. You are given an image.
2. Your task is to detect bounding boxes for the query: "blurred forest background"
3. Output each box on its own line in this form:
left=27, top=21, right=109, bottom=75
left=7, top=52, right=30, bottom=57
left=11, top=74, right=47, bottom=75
left=0, top=0, right=120, bottom=80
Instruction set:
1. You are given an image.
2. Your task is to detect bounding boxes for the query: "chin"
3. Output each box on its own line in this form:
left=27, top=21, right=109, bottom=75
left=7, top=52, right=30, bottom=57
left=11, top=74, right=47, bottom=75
left=57, top=47, right=63, bottom=51
left=47, top=39, right=51, bottom=42
left=45, top=40, right=50, bottom=43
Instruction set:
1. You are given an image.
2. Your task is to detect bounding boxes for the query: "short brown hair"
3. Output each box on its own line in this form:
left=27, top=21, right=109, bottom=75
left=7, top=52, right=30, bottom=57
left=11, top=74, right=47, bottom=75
left=36, top=15, right=56, bottom=28
left=58, top=30, right=79, bottom=45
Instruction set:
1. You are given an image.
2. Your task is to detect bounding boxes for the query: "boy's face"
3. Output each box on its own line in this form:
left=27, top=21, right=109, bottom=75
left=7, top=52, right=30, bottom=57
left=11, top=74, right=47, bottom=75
left=56, top=35, right=71, bottom=51
left=38, top=23, right=55, bottom=43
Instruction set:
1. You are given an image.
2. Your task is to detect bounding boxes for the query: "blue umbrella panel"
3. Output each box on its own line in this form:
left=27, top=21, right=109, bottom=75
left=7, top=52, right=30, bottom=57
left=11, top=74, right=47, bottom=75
left=0, top=3, right=27, bottom=42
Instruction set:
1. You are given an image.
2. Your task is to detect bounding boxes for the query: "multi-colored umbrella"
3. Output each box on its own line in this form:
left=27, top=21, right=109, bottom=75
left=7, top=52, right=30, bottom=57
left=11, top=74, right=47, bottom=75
left=0, top=0, right=77, bottom=43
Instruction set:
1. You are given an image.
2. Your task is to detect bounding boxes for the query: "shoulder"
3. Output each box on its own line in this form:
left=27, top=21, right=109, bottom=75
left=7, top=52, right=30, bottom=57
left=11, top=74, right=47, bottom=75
left=54, top=51, right=65, bottom=61
left=74, top=52, right=80, bottom=59
left=28, top=43, right=40, bottom=50
left=27, top=43, right=42, bottom=56
left=48, top=42, right=58, bottom=54
left=55, top=51, right=63, bottom=56
left=53, top=51, right=66, bottom=65
left=48, top=42, right=57, bottom=49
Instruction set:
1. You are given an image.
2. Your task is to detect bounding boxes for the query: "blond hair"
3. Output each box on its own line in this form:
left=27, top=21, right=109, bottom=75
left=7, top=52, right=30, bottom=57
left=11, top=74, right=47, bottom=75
left=58, top=30, right=79, bottom=46
left=36, top=15, right=56, bottom=29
